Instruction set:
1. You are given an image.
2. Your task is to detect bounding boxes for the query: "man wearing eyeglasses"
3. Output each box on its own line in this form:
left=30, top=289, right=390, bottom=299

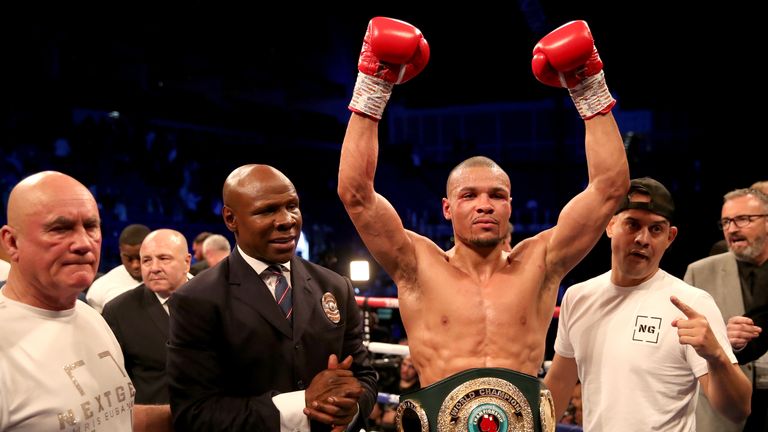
left=685, top=187, right=768, bottom=432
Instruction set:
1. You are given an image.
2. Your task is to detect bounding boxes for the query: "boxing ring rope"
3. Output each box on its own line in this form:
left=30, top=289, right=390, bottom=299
left=367, top=341, right=410, bottom=356
left=355, top=296, right=400, bottom=309
left=376, top=392, right=400, bottom=405
left=355, top=296, right=560, bottom=318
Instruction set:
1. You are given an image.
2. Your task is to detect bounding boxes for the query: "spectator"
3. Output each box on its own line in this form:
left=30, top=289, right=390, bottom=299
left=201, top=234, right=231, bottom=269
left=189, top=231, right=212, bottom=275
left=86, top=223, right=150, bottom=313
left=686, top=186, right=768, bottom=432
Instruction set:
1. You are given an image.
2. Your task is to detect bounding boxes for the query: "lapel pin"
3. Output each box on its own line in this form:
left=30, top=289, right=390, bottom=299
left=322, top=292, right=341, bottom=324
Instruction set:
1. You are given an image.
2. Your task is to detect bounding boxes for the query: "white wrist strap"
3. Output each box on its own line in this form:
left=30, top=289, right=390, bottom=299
left=349, top=72, right=394, bottom=120
left=568, top=70, right=615, bottom=119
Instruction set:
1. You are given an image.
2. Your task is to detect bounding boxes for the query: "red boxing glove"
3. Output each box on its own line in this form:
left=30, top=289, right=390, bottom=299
left=349, top=17, right=430, bottom=120
left=532, top=20, right=615, bottom=119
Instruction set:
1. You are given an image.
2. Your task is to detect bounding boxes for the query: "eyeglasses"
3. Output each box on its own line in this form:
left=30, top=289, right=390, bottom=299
left=717, top=214, right=768, bottom=230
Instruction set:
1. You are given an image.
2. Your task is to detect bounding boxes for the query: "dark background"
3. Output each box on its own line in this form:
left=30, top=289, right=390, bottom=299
left=1, top=4, right=764, bottom=289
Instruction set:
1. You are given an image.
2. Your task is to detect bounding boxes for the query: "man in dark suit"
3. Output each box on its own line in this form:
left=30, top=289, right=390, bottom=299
left=103, top=229, right=191, bottom=428
left=167, top=164, right=377, bottom=431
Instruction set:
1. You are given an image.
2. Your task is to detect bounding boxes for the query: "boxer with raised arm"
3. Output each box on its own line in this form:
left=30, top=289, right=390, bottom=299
left=336, top=18, right=629, bottom=431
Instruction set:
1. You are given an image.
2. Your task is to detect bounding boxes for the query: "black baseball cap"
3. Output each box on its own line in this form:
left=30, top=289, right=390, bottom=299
left=615, top=177, right=675, bottom=222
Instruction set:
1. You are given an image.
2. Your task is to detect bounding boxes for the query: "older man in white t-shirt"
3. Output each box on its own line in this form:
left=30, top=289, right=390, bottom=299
left=0, top=259, right=9, bottom=281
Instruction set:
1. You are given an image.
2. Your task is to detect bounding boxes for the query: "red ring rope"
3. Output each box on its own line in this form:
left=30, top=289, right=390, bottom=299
left=355, top=296, right=560, bottom=318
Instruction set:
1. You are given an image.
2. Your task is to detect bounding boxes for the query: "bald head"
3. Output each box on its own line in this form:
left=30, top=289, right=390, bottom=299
left=223, top=164, right=295, bottom=209
left=7, top=171, right=96, bottom=228
left=221, top=164, right=302, bottom=263
left=140, top=229, right=191, bottom=296
left=1, top=171, right=101, bottom=310
left=142, top=229, right=189, bottom=257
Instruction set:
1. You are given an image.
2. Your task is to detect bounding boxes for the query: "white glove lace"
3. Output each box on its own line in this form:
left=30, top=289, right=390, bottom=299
left=568, top=70, right=614, bottom=119
left=349, top=72, right=394, bottom=120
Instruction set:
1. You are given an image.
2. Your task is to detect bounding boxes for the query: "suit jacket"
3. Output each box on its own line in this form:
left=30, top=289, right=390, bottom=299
left=737, top=303, right=768, bottom=364
left=167, top=248, right=377, bottom=431
left=190, top=259, right=209, bottom=276
left=102, top=284, right=170, bottom=405
left=684, top=252, right=750, bottom=432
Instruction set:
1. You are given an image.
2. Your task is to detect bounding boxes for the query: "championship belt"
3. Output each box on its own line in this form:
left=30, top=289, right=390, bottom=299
left=396, top=368, right=555, bottom=432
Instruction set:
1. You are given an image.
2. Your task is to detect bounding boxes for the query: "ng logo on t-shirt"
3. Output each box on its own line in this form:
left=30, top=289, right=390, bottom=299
left=632, top=315, right=662, bottom=343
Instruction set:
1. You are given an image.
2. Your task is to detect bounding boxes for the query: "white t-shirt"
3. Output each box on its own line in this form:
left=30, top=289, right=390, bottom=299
left=555, top=269, right=736, bottom=432
left=85, top=264, right=142, bottom=313
left=0, top=260, right=10, bottom=281
left=0, top=289, right=134, bottom=431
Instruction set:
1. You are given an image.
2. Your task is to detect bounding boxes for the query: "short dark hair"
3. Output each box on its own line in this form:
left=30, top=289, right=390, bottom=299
left=194, top=231, right=213, bottom=245
left=446, top=156, right=506, bottom=197
left=119, top=224, right=151, bottom=246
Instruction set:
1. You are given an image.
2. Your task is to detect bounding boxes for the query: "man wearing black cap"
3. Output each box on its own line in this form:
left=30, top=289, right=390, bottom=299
left=544, top=177, right=751, bottom=431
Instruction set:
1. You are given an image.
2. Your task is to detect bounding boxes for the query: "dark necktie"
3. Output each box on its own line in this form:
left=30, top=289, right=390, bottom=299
left=266, top=265, right=292, bottom=320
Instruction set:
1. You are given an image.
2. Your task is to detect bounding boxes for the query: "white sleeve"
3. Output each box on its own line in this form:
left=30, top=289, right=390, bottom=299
left=272, top=390, right=310, bottom=432
left=554, top=290, right=575, bottom=358
left=0, top=367, right=8, bottom=431
left=85, top=284, right=106, bottom=313
left=272, top=392, right=360, bottom=431
left=346, top=406, right=360, bottom=431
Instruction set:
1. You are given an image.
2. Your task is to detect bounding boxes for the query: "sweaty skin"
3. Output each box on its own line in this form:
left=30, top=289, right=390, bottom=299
left=401, top=233, right=557, bottom=384
left=338, top=113, right=628, bottom=386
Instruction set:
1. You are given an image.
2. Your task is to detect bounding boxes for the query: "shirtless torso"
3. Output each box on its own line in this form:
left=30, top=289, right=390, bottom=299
left=338, top=17, right=628, bottom=390
left=399, top=231, right=558, bottom=385
left=339, top=112, right=627, bottom=387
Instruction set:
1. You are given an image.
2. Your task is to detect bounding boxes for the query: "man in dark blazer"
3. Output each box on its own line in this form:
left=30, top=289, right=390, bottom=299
left=167, top=164, right=377, bottom=431
left=104, top=228, right=191, bottom=428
